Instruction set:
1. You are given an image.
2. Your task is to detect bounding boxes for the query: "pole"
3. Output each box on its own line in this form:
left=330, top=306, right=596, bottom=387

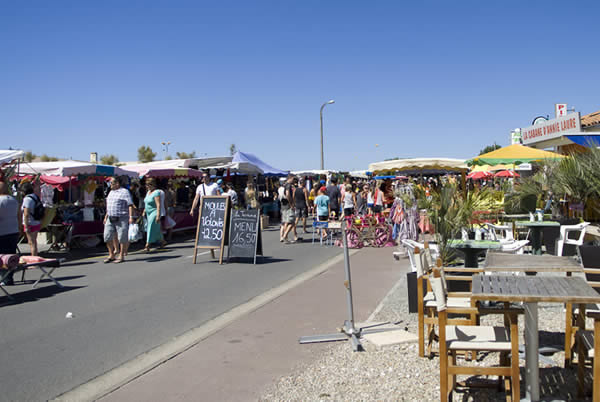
left=320, top=105, right=325, bottom=170
left=341, top=223, right=356, bottom=332
left=319, top=100, right=334, bottom=171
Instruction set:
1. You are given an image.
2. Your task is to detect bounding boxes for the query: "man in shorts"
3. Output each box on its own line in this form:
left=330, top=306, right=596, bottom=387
left=326, top=176, right=342, bottom=220
left=103, top=176, right=134, bottom=263
left=294, top=179, right=309, bottom=233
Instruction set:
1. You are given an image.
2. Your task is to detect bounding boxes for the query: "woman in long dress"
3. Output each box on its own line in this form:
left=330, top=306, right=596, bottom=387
left=143, top=178, right=165, bottom=251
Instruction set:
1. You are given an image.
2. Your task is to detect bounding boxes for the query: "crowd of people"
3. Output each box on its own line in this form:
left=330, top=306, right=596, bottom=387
left=274, top=174, right=398, bottom=243
left=0, top=171, right=416, bottom=283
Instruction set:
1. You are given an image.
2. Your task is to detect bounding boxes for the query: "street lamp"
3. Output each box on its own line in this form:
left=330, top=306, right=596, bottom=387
left=161, top=141, right=171, bottom=159
left=320, top=99, right=335, bottom=170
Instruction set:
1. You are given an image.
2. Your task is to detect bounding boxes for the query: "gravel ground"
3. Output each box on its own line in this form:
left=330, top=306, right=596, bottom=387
left=261, top=253, right=594, bottom=401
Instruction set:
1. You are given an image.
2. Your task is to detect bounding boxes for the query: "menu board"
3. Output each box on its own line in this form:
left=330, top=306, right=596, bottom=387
left=227, top=208, right=263, bottom=264
left=193, top=196, right=230, bottom=264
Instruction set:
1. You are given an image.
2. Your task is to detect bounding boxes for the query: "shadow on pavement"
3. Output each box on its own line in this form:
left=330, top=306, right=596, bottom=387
left=16, top=275, right=86, bottom=286
left=256, top=257, right=291, bottom=265
left=58, top=261, right=98, bottom=268
left=138, top=255, right=181, bottom=263
left=155, top=244, right=195, bottom=250
left=0, top=285, right=87, bottom=306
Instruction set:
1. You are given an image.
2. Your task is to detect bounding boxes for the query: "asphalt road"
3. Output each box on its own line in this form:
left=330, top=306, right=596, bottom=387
left=0, top=227, right=340, bottom=401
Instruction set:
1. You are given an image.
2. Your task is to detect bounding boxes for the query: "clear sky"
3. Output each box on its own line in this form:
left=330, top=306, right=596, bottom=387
left=1, top=1, right=599, bottom=171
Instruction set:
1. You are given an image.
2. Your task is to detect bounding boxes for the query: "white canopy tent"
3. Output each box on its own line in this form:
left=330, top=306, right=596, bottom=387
left=19, top=161, right=137, bottom=177
left=119, top=159, right=194, bottom=169
left=121, top=157, right=264, bottom=175
left=368, top=158, right=468, bottom=175
left=349, top=170, right=369, bottom=179
left=291, top=170, right=338, bottom=176
left=0, top=150, right=24, bottom=165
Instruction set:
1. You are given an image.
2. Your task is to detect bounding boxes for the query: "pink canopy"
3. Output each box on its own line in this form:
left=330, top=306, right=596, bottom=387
left=121, top=166, right=203, bottom=179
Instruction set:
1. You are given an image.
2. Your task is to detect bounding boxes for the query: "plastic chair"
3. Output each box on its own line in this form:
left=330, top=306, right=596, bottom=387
left=311, top=221, right=331, bottom=246
left=485, top=222, right=514, bottom=243
left=400, top=239, right=417, bottom=271
left=556, top=222, right=590, bottom=256
left=499, top=240, right=529, bottom=254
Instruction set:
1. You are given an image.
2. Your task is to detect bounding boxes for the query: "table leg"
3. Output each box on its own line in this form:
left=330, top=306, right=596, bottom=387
left=530, top=227, right=542, bottom=255
left=463, top=249, right=479, bottom=268
left=525, top=302, right=540, bottom=401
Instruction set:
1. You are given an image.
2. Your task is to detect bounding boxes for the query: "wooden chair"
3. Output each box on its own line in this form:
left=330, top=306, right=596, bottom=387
left=576, top=310, right=600, bottom=401
left=565, top=246, right=600, bottom=367
left=430, top=269, right=521, bottom=402
left=415, top=245, right=478, bottom=358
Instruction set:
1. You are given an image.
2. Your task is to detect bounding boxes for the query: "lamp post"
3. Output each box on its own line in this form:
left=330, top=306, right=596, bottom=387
left=161, top=141, right=171, bottom=160
left=320, top=100, right=335, bottom=170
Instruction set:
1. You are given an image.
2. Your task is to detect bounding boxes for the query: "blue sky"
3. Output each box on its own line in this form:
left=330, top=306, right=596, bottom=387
left=1, top=1, right=599, bottom=171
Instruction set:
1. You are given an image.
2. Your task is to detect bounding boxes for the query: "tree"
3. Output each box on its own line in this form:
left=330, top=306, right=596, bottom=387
left=176, top=151, right=196, bottom=159
left=24, top=151, right=36, bottom=162
left=479, top=143, right=502, bottom=155
left=40, top=154, right=59, bottom=162
left=229, top=143, right=237, bottom=156
left=100, top=154, right=119, bottom=165
left=165, top=155, right=173, bottom=160
left=137, top=146, right=156, bottom=163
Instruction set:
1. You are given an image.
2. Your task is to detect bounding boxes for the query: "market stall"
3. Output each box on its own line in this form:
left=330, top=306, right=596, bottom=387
left=368, top=158, right=469, bottom=241
left=18, top=161, right=137, bottom=247
left=120, top=165, right=206, bottom=232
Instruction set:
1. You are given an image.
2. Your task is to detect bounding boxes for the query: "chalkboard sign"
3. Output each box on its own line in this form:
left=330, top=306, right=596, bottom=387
left=193, top=196, right=230, bottom=264
left=227, top=208, right=263, bottom=264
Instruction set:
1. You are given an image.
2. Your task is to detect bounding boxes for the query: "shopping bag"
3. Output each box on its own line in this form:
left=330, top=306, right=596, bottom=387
left=128, top=223, right=142, bottom=242
left=164, top=216, right=176, bottom=229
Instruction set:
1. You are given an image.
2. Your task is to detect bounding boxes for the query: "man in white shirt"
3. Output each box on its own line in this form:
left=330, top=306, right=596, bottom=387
left=189, top=173, right=220, bottom=216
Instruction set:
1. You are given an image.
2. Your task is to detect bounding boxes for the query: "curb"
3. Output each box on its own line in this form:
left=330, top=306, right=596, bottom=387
left=52, top=249, right=359, bottom=402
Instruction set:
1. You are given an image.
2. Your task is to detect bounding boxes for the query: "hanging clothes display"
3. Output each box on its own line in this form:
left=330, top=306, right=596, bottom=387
left=389, top=197, right=420, bottom=242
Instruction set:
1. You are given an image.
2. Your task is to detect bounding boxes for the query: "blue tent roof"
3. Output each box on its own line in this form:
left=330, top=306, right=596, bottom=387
left=566, top=135, right=600, bottom=147
left=232, top=151, right=288, bottom=176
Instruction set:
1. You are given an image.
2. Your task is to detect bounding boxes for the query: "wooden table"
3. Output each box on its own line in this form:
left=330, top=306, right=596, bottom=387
left=484, top=252, right=582, bottom=274
left=516, top=221, right=560, bottom=255
left=471, top=274, right=600, bottom=401
left=448, top=240, right=501, bottom=268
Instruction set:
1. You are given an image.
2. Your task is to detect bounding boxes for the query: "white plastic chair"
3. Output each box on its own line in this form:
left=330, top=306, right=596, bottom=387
left=499, top=240, right=529, bottom=254
left=556, top=222, right=590, bottom=256
left=485, top=222, right=514, bottom=243
left=401, top=239, right=418, bottom=272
